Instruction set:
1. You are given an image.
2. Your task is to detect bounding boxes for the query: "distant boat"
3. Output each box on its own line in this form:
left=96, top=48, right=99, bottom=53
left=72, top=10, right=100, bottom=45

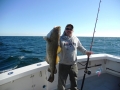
left=0, top=54, right=120, bottom=90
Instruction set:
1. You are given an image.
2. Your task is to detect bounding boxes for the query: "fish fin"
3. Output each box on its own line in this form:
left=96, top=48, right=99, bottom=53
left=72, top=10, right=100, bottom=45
left=43, top=36, right=47, bottom=41
left=57, top=46, right=61, bottom=54
left=48, top=74, right=54, bottom=82
left=48, top=67, right=57, bottom=74
left=45, top=57, right=49, bottom=64
left=48, top=67, right=51, bottom=72
left=56, top=55, right=60, bottom=64
left=54, top=67, right=57, bottom=74
left=43, top=36, right=51, bottom=42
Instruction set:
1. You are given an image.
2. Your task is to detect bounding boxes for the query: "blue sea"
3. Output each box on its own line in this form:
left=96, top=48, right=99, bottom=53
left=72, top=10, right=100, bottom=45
left=0, top=36, right=120, bottom=73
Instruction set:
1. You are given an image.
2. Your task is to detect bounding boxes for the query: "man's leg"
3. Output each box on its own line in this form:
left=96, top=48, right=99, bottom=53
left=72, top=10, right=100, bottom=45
left=69, top=64, right=78, bottom=90
left=58, top=64, right=69, bottom=90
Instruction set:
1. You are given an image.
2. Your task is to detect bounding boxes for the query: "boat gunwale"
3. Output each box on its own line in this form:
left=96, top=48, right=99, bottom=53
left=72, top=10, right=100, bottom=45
left=0, top=54, right=120, bottom=85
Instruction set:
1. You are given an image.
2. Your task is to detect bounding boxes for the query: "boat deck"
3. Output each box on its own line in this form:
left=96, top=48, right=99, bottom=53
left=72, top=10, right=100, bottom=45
left=64, top=73, right=120, bottom=90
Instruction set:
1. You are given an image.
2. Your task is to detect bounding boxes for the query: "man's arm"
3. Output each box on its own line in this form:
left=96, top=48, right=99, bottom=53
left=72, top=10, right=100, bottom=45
left=77, top=39, right=92, bottom=56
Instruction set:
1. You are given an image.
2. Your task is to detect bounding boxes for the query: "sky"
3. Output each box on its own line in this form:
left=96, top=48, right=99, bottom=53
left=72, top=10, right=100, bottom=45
left=0, top=0, right=120, bottom=37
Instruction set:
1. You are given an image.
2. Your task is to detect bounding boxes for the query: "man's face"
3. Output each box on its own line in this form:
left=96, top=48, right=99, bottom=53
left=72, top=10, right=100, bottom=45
left=65, top=26, right=73, bottom=37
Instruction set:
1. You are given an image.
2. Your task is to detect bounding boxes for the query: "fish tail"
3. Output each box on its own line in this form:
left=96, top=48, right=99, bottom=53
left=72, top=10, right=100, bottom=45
left=48, top=74, right=54, bottom=82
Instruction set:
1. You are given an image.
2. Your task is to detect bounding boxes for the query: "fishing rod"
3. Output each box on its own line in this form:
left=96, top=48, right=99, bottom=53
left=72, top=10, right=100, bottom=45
left=80, top=0, right=102, bottom=90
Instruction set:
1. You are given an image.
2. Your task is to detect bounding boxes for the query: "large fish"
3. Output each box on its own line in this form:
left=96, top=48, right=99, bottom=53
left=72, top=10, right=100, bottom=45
left=43, top=26, right=61, bottom=82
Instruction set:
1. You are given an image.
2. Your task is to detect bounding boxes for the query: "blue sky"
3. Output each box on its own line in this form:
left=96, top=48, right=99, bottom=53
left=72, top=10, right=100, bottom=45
left=0, top=0, right=120, bottom=37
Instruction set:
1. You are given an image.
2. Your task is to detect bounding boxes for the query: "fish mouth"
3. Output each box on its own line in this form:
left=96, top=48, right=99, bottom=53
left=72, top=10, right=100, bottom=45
left=54, top=26, right=61, bottom=30
left=54, top=26, right=61, bottom=35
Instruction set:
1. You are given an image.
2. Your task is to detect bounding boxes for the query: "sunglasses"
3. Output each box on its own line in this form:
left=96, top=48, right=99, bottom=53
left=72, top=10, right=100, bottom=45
left=65, top=28, right=73, bottom=31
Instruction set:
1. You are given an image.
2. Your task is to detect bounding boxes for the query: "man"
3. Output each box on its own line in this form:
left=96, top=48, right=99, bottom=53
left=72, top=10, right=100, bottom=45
left=58, top=24, right=92, bottom=90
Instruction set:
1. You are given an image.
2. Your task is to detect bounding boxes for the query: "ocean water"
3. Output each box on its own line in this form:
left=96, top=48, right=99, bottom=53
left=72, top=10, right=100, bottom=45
left=0, top=36, right=120, bottom=73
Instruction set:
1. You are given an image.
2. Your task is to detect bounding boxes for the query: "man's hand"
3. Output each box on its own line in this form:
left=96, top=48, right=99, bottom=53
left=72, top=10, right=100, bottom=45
left=86, top=51, right=93, bottom=56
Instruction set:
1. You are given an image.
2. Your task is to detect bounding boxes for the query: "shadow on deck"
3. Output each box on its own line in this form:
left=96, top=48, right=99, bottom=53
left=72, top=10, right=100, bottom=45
left=65, top=73, right=120, bottom=90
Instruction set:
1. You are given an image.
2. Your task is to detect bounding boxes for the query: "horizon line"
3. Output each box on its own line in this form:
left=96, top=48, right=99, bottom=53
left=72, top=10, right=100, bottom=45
left=0, top=35, right=120, bottom=37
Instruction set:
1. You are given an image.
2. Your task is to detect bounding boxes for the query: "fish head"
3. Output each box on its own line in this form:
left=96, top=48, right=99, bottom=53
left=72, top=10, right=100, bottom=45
left=47, top=26, right=61, bottom=40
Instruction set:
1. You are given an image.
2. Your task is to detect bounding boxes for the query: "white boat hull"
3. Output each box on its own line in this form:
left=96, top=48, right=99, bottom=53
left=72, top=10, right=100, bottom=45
left=0, top=54, right=120, bottom=90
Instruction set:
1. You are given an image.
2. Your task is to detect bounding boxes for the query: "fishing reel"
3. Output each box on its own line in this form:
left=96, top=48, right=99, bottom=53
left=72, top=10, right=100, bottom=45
left=84, top=69, right=91, bottom=75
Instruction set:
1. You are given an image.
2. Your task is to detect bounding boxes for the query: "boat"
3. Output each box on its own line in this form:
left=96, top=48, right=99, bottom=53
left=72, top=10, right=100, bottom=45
left=0, top=53, right=120, bottom=90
